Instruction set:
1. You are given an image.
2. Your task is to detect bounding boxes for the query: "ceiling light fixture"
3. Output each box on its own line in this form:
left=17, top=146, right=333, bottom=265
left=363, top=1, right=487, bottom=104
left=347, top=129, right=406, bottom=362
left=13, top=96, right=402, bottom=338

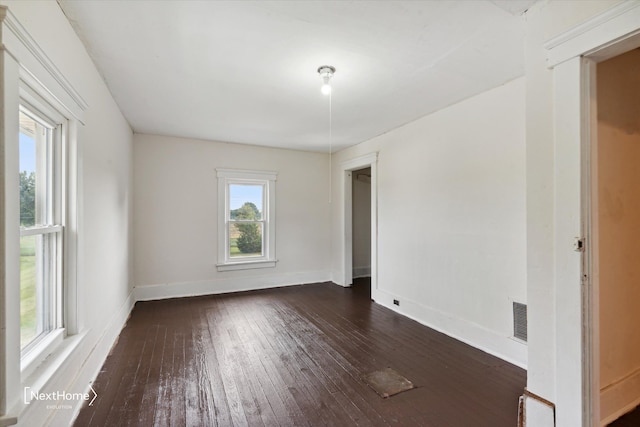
left=318, top=65, right=335, bottom=95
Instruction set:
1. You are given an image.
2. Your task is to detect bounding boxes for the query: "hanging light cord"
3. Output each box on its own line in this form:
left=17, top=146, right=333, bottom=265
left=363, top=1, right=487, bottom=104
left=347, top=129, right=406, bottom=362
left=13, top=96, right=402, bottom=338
left=317, top=65, right=335, bottom=204
left=329, top=90, right=332, bottom=203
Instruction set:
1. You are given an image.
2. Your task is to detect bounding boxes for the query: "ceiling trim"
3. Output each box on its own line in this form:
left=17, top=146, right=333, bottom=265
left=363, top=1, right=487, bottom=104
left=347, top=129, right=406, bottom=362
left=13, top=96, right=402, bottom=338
left=544, top=0, right=640, bottom=67
left=1, top=7, right=87, bottom=121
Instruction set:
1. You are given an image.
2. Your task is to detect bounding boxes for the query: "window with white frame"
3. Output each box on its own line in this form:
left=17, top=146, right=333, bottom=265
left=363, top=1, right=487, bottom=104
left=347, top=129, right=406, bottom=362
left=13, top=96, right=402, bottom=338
left=19, top=100, right=65, bottom=357
left=217, top=169, right=277, bottom=271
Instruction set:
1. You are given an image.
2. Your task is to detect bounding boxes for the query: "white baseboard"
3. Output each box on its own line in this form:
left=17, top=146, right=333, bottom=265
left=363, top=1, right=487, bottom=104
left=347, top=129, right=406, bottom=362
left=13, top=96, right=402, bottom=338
left=374, top=288, right=528, bottom=369
left=601, top=367, right=640, bottom=425
left=353, top=266, right=371, bottom=278
left=16, top=291, right=135, bottom=427
left=134, top=270, right=331, bottom=301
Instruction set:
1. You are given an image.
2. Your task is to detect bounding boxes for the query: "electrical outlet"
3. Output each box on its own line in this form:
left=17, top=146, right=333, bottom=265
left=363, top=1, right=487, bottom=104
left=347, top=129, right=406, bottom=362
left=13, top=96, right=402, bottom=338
left=393, top=299, right=399, bottom=306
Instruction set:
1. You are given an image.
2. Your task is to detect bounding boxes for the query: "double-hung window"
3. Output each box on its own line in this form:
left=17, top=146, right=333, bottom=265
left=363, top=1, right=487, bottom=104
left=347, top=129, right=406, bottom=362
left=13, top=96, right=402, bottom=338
left=217, top=169, right=277, bottom=271
left=19, top=100, right=65, bottom=358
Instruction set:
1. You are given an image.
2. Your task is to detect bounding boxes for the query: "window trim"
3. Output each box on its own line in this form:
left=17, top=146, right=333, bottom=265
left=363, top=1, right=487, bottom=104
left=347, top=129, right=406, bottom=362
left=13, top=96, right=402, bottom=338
left=17, top=81, right=77, bottom=376
left=0, top=8, right=85, bottom=422
left=216, top=169, right=277, bottom=271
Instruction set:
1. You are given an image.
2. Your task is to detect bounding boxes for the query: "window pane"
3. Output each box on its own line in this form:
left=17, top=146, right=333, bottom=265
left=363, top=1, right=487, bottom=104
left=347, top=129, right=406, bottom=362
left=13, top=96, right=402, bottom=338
left=229, top=222, right=263, bottom=258
left=19, top=111, right=50, bottom=227
left=20, top=234, right=46, bottom=349
left=19, top=107, right=57, bottom=353
left=19, top=121, right=36, bottom=227
left=229, top=184, right=263, bottom=220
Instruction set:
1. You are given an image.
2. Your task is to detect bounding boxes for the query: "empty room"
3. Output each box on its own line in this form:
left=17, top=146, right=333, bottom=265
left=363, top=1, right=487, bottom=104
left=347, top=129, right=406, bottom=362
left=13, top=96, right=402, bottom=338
left=1, top=1, right=640, bottom=426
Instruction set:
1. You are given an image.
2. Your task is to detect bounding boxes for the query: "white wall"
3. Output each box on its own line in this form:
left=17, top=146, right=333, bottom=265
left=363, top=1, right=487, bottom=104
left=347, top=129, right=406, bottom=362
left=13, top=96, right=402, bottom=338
left=332, top=78, right=527, bottom=367
left=133, top=134, right=331, bottom=299
left=523, top=1, right=558, bottom=404
left=352, top=168, right=371, bottom=278
left=0, top=1, right=133, bottom=426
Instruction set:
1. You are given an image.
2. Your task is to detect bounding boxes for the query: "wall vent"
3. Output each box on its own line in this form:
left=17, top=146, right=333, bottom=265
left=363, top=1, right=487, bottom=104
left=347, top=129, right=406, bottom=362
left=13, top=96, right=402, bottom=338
left=513, top=302, right=527, bottom=342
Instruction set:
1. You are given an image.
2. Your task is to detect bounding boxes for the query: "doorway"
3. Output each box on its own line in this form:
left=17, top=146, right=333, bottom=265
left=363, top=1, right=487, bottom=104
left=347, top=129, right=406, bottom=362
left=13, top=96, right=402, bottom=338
left=593, top=48, right=640, bottom=425
left=341, top=152, right=377, bottom=300
left=351, top=167, right=372, bottom=298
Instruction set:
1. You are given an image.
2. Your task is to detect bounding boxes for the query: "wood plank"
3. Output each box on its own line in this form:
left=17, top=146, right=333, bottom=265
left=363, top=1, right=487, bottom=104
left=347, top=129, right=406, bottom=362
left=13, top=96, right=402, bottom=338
left=231, top=297, right=307, bottom=425
left=138, top=324, right=166, bottom=427
left=185, top=299, right=217, bottom=426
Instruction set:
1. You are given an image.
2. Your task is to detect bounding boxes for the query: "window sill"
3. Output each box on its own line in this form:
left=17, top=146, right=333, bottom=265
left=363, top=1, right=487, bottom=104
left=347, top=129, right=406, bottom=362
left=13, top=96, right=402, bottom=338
left=217, top=259, right=277, bottom=272
left=0, top=415, right=17, bottom=427
left=21, top=331, right=86, bottom=403
left=21, top=328, right=65, bottom=380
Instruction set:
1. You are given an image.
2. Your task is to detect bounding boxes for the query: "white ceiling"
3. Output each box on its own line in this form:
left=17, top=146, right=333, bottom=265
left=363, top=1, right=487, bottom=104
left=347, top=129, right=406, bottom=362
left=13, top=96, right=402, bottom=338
left=58, top=0, right=536, bottom=153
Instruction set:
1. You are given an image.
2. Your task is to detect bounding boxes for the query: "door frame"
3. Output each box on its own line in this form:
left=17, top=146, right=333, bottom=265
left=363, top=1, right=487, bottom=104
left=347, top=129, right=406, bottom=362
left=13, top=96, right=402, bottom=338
left=546, top=3, right=640, bottom=425
left=341, top=153, right=378, bottom=299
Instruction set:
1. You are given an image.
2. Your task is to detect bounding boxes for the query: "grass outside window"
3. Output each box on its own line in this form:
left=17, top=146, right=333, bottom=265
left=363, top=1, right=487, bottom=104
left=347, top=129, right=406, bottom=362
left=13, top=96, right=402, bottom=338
left=20, top=235, right=37, bottom=348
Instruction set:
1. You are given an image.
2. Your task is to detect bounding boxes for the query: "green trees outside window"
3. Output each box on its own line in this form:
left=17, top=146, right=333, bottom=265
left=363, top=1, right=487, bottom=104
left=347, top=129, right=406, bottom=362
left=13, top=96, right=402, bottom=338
left=230, top=202, right=263, bottom=255
left=20, top=170, right=36, bottom=227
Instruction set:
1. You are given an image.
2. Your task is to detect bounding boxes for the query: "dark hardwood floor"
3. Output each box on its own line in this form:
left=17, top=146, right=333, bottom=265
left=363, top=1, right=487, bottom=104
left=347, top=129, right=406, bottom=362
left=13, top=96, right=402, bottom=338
left=74, top=279, right=526, bottom=426
left=610, top=405, right=640, bottom=426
